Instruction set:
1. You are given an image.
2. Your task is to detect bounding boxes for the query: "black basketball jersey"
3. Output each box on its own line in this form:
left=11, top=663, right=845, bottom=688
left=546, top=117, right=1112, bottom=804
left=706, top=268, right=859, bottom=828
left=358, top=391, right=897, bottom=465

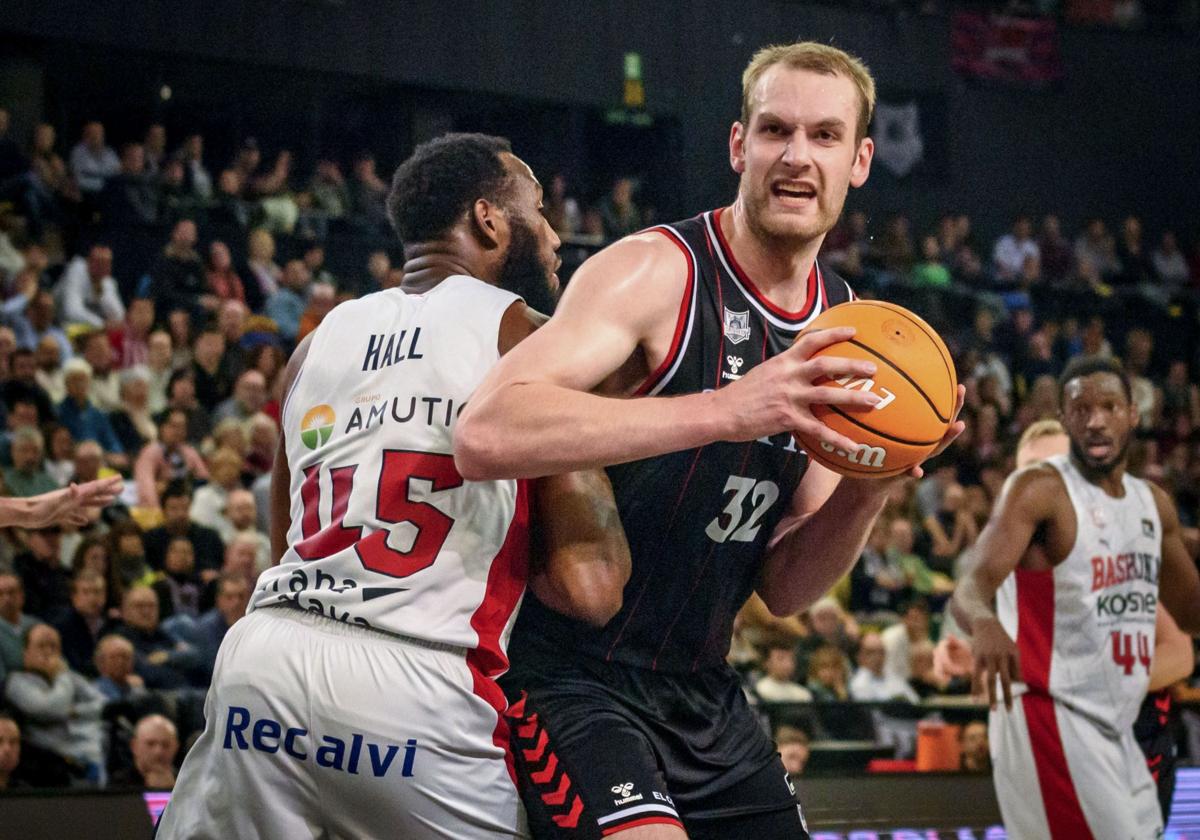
left=510, top=208, right=854, bottom=674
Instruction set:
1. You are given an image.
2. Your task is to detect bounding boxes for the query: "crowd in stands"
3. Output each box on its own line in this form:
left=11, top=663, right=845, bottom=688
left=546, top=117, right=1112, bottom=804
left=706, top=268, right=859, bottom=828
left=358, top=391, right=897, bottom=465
left=0, top=108, right=1198, bottom=790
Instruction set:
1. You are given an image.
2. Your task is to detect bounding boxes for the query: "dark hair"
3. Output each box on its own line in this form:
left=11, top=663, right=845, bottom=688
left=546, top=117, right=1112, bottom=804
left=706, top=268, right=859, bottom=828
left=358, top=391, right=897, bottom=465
left=166, top=368, right=193, bottom=395
left=387, top=133, right=513, bottom=243
left=1058, top=355, right=1132, bottom=403
left=161, top=480, right=193, bottom=505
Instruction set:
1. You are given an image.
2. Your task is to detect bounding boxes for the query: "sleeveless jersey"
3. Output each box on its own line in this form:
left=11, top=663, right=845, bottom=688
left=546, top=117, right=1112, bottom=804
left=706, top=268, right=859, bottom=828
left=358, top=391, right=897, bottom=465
left=249, top=276, right=529, bottom=675
left=509, top=207, right=854, bottom=674
left=996, top=454, right=1162, bottom=734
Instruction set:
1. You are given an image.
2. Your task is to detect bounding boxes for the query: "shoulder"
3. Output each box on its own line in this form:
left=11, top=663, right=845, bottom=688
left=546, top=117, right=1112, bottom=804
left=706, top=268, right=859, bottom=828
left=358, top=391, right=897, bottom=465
left=999, top=462, right=1067, bottom=510
left=1147, top=481, right=1181, bottom=528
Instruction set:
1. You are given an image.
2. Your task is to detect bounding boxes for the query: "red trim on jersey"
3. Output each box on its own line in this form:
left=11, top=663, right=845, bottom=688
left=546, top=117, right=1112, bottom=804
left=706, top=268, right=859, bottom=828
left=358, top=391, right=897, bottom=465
left=1022, top=694, right=1095, bottom=839
left=712, top=207, right=819, bottom=322
left=465, top=479, right=531, bottom=786
left=1016, top=568, right=1094, bottom=838
left=633, top=226, right=695, bottom=396
left=1015, top=568, right=1054, bottom=692
left=602, top=817, right=686, bottom=836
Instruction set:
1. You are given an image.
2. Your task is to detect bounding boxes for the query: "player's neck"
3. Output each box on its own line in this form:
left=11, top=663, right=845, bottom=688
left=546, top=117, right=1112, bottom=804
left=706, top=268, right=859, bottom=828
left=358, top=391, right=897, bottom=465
left=723, top=200, right=823, bottom=305
left=400, top=241, right=498, bottom=293
left=1070, top=452, right=1126, bottom=497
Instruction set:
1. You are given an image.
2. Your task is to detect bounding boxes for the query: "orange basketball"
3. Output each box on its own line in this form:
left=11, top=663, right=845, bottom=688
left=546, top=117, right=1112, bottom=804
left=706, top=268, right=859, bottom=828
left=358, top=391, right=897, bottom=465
left=794, top=300, right=957, bottom=478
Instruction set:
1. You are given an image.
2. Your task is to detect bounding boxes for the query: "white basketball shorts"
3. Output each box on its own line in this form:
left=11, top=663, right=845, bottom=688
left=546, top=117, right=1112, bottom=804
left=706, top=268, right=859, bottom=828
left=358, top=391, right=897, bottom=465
left=990, top=693, right=1162, bottom=840
left=156, top=606, right=529, bottom=839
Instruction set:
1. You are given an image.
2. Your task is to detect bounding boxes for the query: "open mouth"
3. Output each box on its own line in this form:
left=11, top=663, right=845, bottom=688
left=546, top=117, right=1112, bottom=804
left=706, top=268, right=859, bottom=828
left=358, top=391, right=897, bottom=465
left=1085, top=440, right=1114, bottom=459
left=771, top=181, right=817, bottom=205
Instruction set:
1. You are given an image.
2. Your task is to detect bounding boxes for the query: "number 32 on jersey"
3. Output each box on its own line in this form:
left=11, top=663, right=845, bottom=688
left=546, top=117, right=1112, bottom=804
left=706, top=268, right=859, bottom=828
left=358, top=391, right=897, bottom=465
left=706, top=476, right=780, bottom=544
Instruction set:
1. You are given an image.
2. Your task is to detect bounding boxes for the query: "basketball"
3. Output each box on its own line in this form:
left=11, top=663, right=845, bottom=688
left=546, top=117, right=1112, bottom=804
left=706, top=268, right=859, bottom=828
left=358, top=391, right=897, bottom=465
left=795, top=300, right=957, bottom=478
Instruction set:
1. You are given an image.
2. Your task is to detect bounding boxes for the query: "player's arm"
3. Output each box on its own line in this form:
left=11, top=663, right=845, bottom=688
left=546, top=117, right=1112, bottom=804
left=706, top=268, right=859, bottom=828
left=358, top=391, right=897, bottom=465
left=757, top=389, right=965, bottom=616
left=1153, top=484, right=1200, bottom=635
left=529, top=470, right=630, bottom=627
left=497, top=302, right=631, bottom=627
left=455, top=234, right=879, bottom=480
left=950, top=466, right=1060, bottom=709
left=1150, top=607, right=1194, bottom=691
left=269, top=334, right=313, bottom=565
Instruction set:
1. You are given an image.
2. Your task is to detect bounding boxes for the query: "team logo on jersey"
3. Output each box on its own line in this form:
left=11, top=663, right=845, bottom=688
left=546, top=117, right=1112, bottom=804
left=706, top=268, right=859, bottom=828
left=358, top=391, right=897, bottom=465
left=611, top=783, right=634, bottom=798
left=610, top=781, right=642, bottom=806
left=300, top=404, right=336, bottom=450
left=724, top=308, right=751, bottom=345
left=722, top=355, right=745, bottom=382
left=1142, top=519, right=1155, bottom=538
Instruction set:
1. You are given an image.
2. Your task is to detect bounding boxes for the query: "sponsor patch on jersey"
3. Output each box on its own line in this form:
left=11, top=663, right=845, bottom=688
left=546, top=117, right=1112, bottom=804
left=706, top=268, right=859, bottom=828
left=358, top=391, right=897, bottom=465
left=723, top=307, right=751, bottom=345
left=300, top=404, right=336, bottom=450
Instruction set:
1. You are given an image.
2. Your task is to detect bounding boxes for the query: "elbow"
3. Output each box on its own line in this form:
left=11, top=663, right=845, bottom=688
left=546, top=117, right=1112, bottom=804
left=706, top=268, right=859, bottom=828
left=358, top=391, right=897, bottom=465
left=532, top=551, right=629, bottom=628
left=453, top=414, right=508, bottom=482
left=757, top=588, right=797, bottom=619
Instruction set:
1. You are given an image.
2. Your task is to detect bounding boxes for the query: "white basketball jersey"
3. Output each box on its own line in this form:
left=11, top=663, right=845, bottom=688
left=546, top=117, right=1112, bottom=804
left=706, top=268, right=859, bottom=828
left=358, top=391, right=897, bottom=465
left=250, top=276, right=528, bottom=668
left=996, top=454, right=1161, bottom=734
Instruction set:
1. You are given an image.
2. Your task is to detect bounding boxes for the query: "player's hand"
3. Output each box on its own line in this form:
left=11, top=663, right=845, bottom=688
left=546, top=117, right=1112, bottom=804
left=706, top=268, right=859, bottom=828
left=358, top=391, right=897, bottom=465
left=718, top=326, right=883, bottom=449
left=933, top=633, right=975, bottom=680
left=972, top=617, right=1021, bottom=710
left=901, top=384, right=966, bottom=481
left=27, top=477, right=123, bottom=528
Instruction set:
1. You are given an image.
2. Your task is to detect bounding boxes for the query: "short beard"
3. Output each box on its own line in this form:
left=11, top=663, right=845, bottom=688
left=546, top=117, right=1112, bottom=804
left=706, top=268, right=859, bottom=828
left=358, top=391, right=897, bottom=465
left=1069, top=435, right=1130, bottom=479
left=498, top=216, right=557, bottom=316
left=740, top=174, right=842, bottom=250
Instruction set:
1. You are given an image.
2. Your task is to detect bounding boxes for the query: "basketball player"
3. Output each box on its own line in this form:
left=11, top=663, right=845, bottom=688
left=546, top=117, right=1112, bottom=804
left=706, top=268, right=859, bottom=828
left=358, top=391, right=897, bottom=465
left=951, top=357, right=1200, bottom=839
left=457, top=43, right=964, bottom=837
left=938, top=417, right=1194, bottom=824
left=157, top=134, right=630, bottom=839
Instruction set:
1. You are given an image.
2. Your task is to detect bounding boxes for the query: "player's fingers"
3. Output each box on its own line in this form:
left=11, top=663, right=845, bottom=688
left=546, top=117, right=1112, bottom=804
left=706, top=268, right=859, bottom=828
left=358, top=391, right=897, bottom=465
left=951, top=384, right=966, bottom=421
left=806, top=386, right=881, bottom=410
left=794, top=418, right=860, bottom=456
left=791, top=326, right=857, bottom=359
left=800, top=354, right=877, bottom=384
left=999, top=659, right=1014, bottom=710
left=983, top=660, right=997, bottom=710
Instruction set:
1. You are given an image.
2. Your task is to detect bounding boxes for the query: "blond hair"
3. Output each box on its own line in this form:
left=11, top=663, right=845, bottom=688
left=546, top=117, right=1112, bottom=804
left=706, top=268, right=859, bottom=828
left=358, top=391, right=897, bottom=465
left=741, top=42, right=876, bottom=141
left=1017, top=419, right=1066, bottom=455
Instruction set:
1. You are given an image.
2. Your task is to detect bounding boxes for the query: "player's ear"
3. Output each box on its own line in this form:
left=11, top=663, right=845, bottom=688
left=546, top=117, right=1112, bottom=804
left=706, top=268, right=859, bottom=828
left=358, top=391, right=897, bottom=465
left=850, top=136, right=874, bottom=188
left=730, top=121, right=746, bottom=174
left=471, top=198, right=504, bottom=249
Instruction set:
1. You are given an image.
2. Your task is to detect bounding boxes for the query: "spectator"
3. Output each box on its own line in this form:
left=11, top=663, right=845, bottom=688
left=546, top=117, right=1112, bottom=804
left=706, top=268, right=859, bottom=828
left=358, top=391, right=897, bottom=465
left=209, top=168, right=250, bottom=235
left=543, top=173, right=582, bottom=236
left=244, top=412, right=278, bottom=477
left=156, top=369, right=212, bottom=444
left=110, top=368, right=159, bottom=467
left=80, top=328, right=121, bottom=412
left=72, top=440, right=119, bottom=497
left=849, top=631, right=920, bottom=703
left=189, top=448, right=245, bottom=536
left=1038, top=214, right=1074, bottom=282
left=206, top=241, right=245, bottom=305
left=0, top=268, right=41, bottom=354
left=110, top=713, right=177, bottom=789
left=0, top=397, right=40, bottom=465
left=154, top=536, right=203, bottom=624
left=109, top=298, right=154, bottom=369
left=265, top=259, right=311, bottom=344
left=297, top=281, right=337, bottom=342
left=35, top=334, right=67, bottom=403
left=113, top=585, right=199, bottom=690
left=143, top=124, right=167, bottom=175
left=223, top=490, right=269, bottom=572
left=878, top=215, right=915, bottom=274
left=104, top=522, right=156, bottom=621
left=4, top=623, right=106, bottom=784
left=188, top=572, right=249, bottom=681
left=960, top=721, right=990, bottom=773
left=53, top=570, right=108, bottom=677
left=244, top=228, right=281, bottom=308
left=908, top=640, right=958, bottom=698
left=4, top=427, right=59, bottom=497
left=101, top=142, right=158, bottom=228
left=1152, top=230, right=1190, bottom=290
left=68, top=121, right=120, bottom=197
left=881, top=599, right=932, bottom=683
left=887, top=518, right=954, bottom=599
left=911, top=235, right=950, bottom=288
left=308, top=160, right=349, bottom=221
left=1115, top=215, right=1155, bottom=285
left=302, top=243, right=337, bottom=288
left=146, top=220, right=209, bottom=320
left=755, top=643, right=814, bottom=703
left=347, top=152, right=389, bottom=231
left=57, top=359, right=125, bottom=465
left=775, top=726, right=810, bottom=777
left=178, top=134, right=211, bottom=201
left=0, top=572, right=38, bottom=684
left=220, top=534, right=262, bottom=593
left=0, top=714, right=21, bottom=790
left=132, top=409, right=208, bottom=510
left=142, top=482, right=224, bottom=577
left=27, top=123, right=79, bottom=239
left=144, top=330, right=173, bottom=414
left=191, top=329, right=233, bottom=408
left=993, top=215, right=1039, bottom=282
left=44, top=424, right=75, bottom=486
left=167, top=309, right=193, bottom=370
left=213, top=369, right=267, bottom=425
left=91, top=633, right=146, bottom=702
left=58, top=244, right=125, bottom=331
left=805, top=644, right=850, bottom=702
left=249, top=149, right=298, bottom=234
left=23, top=290, right=72, bottom=362
left=1075, top=218, right=1121, bottom=279
left=923, top=482, right=979, bottom=571
left=1, top=350, right=57, bottom=424
left=599, top=177, right=643, bottom=240
left=13, top=525, right=69, bottom=619
left=365, top=250, right=390, bottom=293
left=850, top=518, right=908, bottom=615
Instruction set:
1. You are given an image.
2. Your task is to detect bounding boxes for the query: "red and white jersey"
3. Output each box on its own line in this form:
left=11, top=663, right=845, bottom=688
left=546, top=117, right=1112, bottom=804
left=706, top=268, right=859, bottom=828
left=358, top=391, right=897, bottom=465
left=250, top=276, right=528, bottom=670
left=997, top=454, right=1161, bottom=734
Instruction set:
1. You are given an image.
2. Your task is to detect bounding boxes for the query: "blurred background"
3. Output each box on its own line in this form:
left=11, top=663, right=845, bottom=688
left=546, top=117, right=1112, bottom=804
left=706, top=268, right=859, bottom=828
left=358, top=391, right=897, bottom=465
left=1, top=2, right=1199, bottom=837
